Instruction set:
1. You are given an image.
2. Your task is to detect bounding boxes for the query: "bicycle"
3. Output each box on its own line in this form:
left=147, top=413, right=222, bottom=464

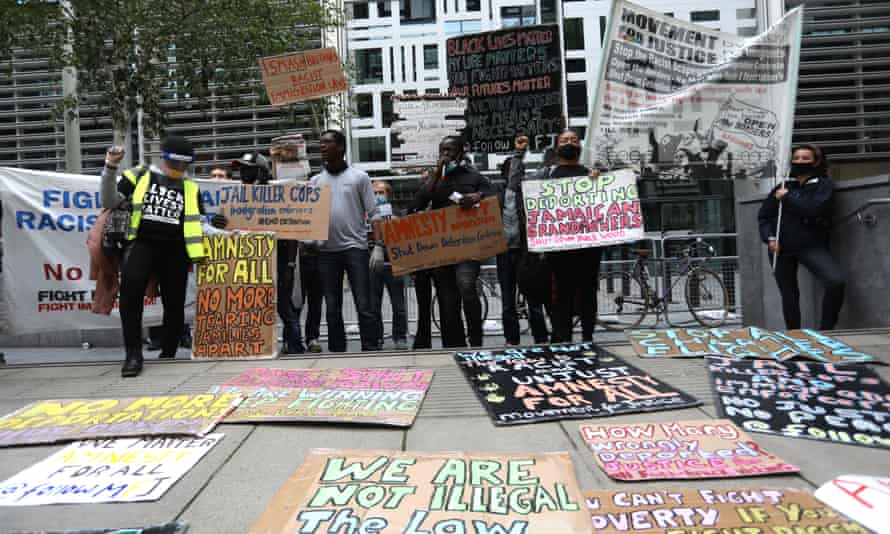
left=431, top=276, right=494, bottom=331
left=597, top=238, right=730, bottom=330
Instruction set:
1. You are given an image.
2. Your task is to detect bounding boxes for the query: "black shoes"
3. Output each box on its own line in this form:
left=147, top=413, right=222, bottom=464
left=121, top=348, right=143, bottom=377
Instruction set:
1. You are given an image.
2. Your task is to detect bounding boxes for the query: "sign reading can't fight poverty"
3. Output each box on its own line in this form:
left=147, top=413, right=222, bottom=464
left=816, top=475, right=890, bottom=534
left=454, top=344, right=700, bottom=426
left=0, top=395, right=242, bottom=447
left=382, top=196, right=507, bottom=276
left=579, top=419, right=798, bottom=481
left=0, top=434, right=223, bottom=505
left=249, top=449, right=591, bottom=534
left=214, top=182, right=331, bottom=240
left=522, top=169, right=644, bottom=252
left=391, top=96, right=468, bottom=168
left=210, top=368, right=433, bottom=427
left=708, top=357, right=890, bottom=450
left=586, top=488, right=869, bottom=533
left=447, top=24, right=563, bottom=153
left=629, top=327, right=875, bottom=363
left=193, top=233, right=277, bottom=359
left=259, top=48, right=348, bottom=106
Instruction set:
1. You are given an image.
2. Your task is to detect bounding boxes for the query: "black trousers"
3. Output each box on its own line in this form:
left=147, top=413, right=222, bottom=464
left=773, top=245, right=845, bottom=330
left=550, top=247, right=603, bottom=343
left=496, top=249, right=549, bottom=344
left=412, top=269, right=434, bottom=349
left=120, top=240, right=189, bottom=357
left=300, top=253, right=323, bottom=342
left=433, top=261, right=481, bottom=347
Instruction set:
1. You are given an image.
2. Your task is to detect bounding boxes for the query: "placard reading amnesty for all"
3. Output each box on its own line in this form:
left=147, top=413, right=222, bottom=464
left=259, top=48, right=348, bottom=106
left=214, top=182, right=331, bottom=240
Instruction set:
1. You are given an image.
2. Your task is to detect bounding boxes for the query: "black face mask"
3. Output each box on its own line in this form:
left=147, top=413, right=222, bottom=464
left=790, top=162, right=816, bottom=177
left=557, top=143, right=581, bottom=161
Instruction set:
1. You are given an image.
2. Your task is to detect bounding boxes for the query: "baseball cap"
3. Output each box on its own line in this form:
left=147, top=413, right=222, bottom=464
left=161, top=135, right=194, bottom=163
left=232, top=151, right=270, bottom=171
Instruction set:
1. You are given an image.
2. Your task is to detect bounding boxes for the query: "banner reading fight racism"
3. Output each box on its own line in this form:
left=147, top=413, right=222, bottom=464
left=522, top=169, right=644, bottom=252
left=391, top=96, right=468, bottom=168
left=259, top=48, right=348, bottom=106
left=584, top=1, right=802, bottom=182
left=213, top=182, right=330, bottom=240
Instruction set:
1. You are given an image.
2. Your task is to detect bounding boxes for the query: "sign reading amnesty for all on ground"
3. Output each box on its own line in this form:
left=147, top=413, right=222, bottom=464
left=259, top=48, right=348, bottom=105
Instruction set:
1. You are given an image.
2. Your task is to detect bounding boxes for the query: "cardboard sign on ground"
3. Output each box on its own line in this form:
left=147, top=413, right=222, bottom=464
left=215, top=182, right=331, bottom=240
left=0, top=395, right=242, bottom=447
left=193, top=233, right=277, bottom=360
left=0, top=434, right=223, bottom=505
left=708, top=357, right=890, bottom=450
left=815, top=475, right=890, bottom=534
left=249, top=449, right=591, bottom=534
left=259, top=48, right=347, bottom=105
left=579, top=419, right=799, bottom=481
left=454, top=344, right=700, bottom=426
left=586, top=488, right=869, bottom=533
left=382, top=196, right=507, bottom=276
left=211, top=368, right=433, bottom=427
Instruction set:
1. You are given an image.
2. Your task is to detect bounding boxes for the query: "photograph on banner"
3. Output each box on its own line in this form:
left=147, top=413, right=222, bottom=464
left=815, top=475, right=890, bottom=534
left=579, top=419, right=799, bottom=481
left=446, top=24, right=563, bottom=154
left=454, top=344, right=700, bottom=426
left=628, top=327, right=875, bottom=363
left=258, top=48, right=347, bottom=106
left=212, top=181, right=331, bottom=240
left=210, top=367, right=433, bottom=427
left=192, top=232, right=277, bottom=360
left=0, top=394, right=242, bottom=447
left=0, top=434, right=223, bottom=505
left=586, top=488, right=868, bottom=533
left=7, top=523, right=189, bottom=534
left=708, top=356, right=890, bottom=450
left=391, top=95, right=468, bottom=168
left=522, top=169, right=644, bottom=252
left=271, top=134, right=311, bottom=181
left=584, top=0, right=802, bottom=183
left=249, top=449, right=590, bottom=534
left=381, top=196, right=507, bottom=276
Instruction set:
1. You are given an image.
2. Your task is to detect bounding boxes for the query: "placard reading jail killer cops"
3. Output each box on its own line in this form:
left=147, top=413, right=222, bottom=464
left=215, top=182, right=330, bottom=240
left=446, top=24, right=563, bottom=153
left=708, top=357, right=890, bottom=450
left=0, top=395, right=242, bottom=447
left=193, top=232, right=277, bottom=359
left=259, top=48, right=348, bottom=106
left=522, top=169, right=644, bottom=252
left=629, top=327, right=875, bottom=363
left=210, top=367, right=433, bottom=427
left=579, top=419, right=798, bottom=481
left=0, top=434, right=223, bottom=505
left=382, top=196, right=507, bottom=276
left=585, top=488, right=869, bottom=533
left=249, top=449, right=591, bottom=534
left=454, top=344, right=699, bottom=426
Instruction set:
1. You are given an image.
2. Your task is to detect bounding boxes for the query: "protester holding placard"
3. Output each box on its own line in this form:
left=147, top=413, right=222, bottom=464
left=370, top=180, right=409, bottom=350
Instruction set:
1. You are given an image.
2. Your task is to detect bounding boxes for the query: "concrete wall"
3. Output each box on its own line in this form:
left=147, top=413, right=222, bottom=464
left=737, top=174, right=890, bottom=330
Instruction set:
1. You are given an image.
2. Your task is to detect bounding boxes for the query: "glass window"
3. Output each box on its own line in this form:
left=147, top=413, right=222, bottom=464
left=567, top=81, right=588, bottom=117
left=355, top=94, right=374, bottom=118
left=540, top=0, right=556, bottom=24
left=352, top=2, right=369, bottom=19
left=737, top=26, right=757, bottom=37
left=401, top=0, right=436, bottom=23
left=355, top=49, right=384, bottom=84
left=466, top=0, right=481, bottom=11
left=501, top=6, right=536, bottom=28
left=599, top=16, right=607, bottom=46
left=691, top=10, right=720, bottom=22
left=736, top=8, right=756, bottom=19
left=564, top=18, right=585, bottom=50
left=378, top=1, right=392, bottom=16
left=664, top=12, right=674, bottom=17
left=444, top=19, right=483, bottom=36
left=565, top=58, right=586, bottom=73
left=423, top=44, right=438, bottom=69
left=382, top=91, right=395, bottom=127
left=357, top=137, right=387, bottom=162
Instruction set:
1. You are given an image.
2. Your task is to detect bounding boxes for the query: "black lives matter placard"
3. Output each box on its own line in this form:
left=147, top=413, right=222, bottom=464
left=446, top=24, right=563, bottom=153
left=455, top=344, right=700, bottom=426
left=708, top=357, right=890, bottom=450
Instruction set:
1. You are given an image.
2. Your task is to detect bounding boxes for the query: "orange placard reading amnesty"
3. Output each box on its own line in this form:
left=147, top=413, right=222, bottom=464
left=259, top=48, right=348, bottom=106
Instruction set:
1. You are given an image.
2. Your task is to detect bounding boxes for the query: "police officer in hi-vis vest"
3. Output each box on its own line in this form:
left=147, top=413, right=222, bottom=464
left=101, top=135, right=205, bottom=377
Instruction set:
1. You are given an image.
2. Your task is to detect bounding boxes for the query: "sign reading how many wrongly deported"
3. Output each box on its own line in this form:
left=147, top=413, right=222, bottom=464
left=382, top=196, right=507, bottom=276
left=210, top=368, right=433, bottom=427
left=259, top=48, right=348, bottom=106
left=0, top=395, right=242, bottom=447
left=708, top=357, right=890, bottom=450
left=522, top=169, right=644, bottom=252
left=454, top=344, right=699, bottom=426
left=214, top=182, right=330, bottom=240
left=579, top=419, right=798, bottom=481
left=193, top=233, right=277, bottom=359
left=249, top=449, right=591, bottom=534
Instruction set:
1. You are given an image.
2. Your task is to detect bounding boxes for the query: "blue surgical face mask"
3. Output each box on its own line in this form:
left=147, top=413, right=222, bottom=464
left=375, top=193, right=388, bottom=205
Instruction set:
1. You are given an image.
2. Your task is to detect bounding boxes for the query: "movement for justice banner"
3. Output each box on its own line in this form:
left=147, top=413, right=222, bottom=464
left=213, top=182, right=331, bottom=240
left=193, top=232, right=277, bottom=360
left=211, top=368, right=433, bottom=427
left=249, top=449, right=591, bottom=534
left=391, top=96, right=468, bottom=168
left=584, top=1, right=802, bottom=182
left=259, top=48, right=348, bottom=106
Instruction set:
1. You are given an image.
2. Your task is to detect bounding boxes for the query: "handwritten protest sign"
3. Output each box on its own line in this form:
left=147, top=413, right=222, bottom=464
left=211, top=368, right=433, bottom=427
left=213, top=182, right=330, bottom=240
left=454, top=344, right=699, bottom=426
left=193, top=233, right=277, bottom=359
left=0, top=434, right=223, bottom=505
left=249, top=449, right=590, bottom=534
left=382, top=196, right=507, bottom=276
left=391, top=96, right=467, bottom=168
left=709, top=357, right=890, bottom=450
left=579, top=419, right=798, bottom=481
left=629, top=327, right=875, bottom=362
left=586, top=488, right=869, bottom=533
left=0, top=394, right=241, bottom=447
left=259, top=48, right=348, bottom=106
left=816, top=475, right=890, bottom=534
left=522, top=169, right=644, bottom=252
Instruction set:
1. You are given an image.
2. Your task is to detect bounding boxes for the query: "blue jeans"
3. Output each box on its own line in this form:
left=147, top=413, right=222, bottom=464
left=497, top=249, right=549, bottom=344
left=370, top=265, right=408, bottom=345
left=318, top=248, right=377, bottom=351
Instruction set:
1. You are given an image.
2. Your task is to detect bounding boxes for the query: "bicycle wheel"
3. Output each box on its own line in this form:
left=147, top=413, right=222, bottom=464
left=685, top=267, right=729, bottom=327
left=597, top=271, right=647, bottom=331
left=430, top=279, right=489, bottom=331
left=431, top=293, right=440, bottom=331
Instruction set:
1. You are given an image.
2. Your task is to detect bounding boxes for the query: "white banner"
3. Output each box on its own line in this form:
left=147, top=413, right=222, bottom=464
left=391, top=96, right=467, bottom=168
left=584, top=1, right=803, bottom=183
left=0, top=434, right=223, bottom=505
